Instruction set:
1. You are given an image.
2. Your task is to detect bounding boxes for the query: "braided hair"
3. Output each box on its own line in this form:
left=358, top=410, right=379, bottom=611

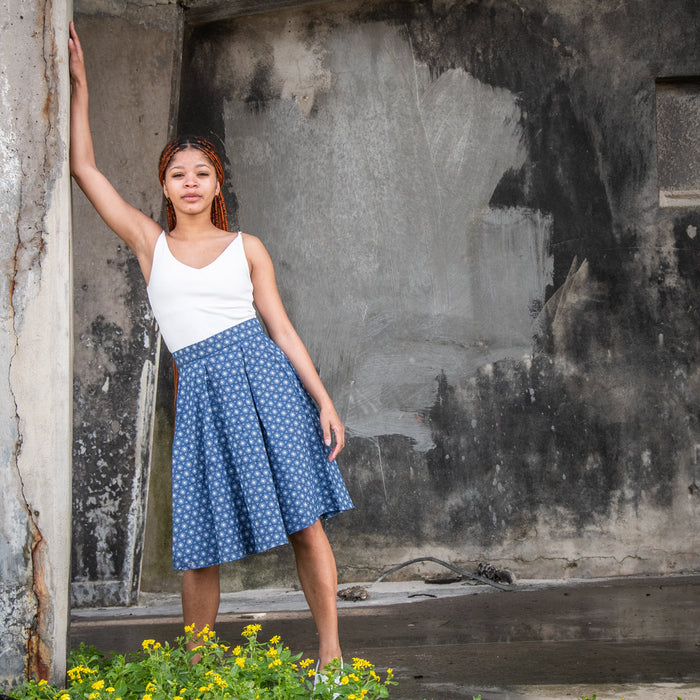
left=158, top=136, right=228, bottom=232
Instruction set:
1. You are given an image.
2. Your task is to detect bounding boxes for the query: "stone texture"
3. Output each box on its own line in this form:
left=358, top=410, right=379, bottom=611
left=0, top=0, right=72, bottom=685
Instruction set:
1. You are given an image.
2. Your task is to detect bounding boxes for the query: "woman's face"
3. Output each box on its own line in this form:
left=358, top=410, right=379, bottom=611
left=162, top=147, right=220, bottom=218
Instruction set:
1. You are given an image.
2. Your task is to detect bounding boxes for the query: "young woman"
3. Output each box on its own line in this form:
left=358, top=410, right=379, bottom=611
left=68, top=21, right=353, bottom=670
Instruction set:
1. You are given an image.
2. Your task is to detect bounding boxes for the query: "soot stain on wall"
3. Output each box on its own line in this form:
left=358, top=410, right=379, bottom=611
left=170, top=0, right=698, bottom=574
left=72, top=249, right=157, bottom=603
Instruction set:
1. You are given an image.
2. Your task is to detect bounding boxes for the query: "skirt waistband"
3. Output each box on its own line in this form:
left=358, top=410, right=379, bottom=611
left=173, top=318, right=264, bottom=367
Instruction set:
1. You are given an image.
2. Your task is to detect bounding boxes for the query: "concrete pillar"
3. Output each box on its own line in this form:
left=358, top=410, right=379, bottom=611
left=0, top=0, right=73, bottom=686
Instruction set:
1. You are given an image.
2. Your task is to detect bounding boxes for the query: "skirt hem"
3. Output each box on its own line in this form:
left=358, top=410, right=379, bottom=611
left=172, top=504, right=353, bottom=572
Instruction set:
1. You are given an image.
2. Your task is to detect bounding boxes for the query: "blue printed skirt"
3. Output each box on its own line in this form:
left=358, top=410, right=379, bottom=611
left=170, top=318, right=354, bottom=571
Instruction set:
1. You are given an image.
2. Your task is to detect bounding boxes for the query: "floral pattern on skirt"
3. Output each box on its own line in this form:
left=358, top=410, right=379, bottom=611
left=171, top=318, right=354, bottom=571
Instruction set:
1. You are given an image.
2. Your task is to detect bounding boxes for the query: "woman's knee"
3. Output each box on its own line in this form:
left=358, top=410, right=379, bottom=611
left=184, top=564, right=219, bottom=583
left=289, top=519, right=325, bottom=548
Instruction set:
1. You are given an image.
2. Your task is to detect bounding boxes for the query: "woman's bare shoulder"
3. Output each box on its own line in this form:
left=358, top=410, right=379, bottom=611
left=240, top=232, right=270, bottom=258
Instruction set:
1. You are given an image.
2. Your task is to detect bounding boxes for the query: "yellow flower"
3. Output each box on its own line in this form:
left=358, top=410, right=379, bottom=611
left=308, top=669, right=316, bottom=678
left=352, top=657, right=373, bottom=671
left=220, top=644, right=229, bottom=651
left=268, top=658, right=282, bottom=668
left=142, top=694, right=152, bottom=700
left=38, top=680, right=48, bottom=687
left=88, top=693, right=99, bottom=700
left=174, top=697, right=183, bottom=700
left=142, top=640, right=155, bottom=650
left=349, top=673, right=359, bottom=681
left=341, top=675, right=349, bottom=685
left=299, top=658, right=314, bottom=668
left=92, top=680, right=105, bottom=690
left=60, top=695, right=70, bottom=700
left=269, top=635, right=281, bottom=644
left=145, top=682, right=156, bottom=692
left=106, top=688, right=115, bottom=693
left=184, top=623, right=196, bottom=635
left=242, top=623, right=262, bottom=638
left=235, top=657, right=245, bottom=668
left=265, top=647, right=278, bottom=657
left=232, top=645, right=242, bottom=656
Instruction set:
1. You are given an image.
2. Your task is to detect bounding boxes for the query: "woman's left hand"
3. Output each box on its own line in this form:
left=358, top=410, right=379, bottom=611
left=320, top=404, right=345, bottom=461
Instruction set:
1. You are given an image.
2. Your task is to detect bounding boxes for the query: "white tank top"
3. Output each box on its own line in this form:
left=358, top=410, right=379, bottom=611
left=147, top=231, right=257, bottom=353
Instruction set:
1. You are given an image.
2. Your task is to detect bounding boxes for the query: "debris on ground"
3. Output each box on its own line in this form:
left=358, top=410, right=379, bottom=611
left=476, top=562, right=515, bottom=584
left=374, top=556, right=515, bottom=591
left=338, top=585, right=370, bottom=601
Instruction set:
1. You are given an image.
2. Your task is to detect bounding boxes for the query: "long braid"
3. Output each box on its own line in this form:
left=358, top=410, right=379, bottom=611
left=158, top=136, right=229, bottom=232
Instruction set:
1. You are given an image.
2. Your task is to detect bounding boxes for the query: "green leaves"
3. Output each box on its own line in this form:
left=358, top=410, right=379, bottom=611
left=10, top=627, right=396, bottom=700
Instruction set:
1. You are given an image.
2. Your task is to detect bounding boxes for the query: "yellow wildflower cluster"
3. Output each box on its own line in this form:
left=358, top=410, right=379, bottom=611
left=241, top=623, right=262, bottom=638
left=347, top=691, right=369, bottom=699
left=67, top=665, right=97, bottom=682
left=351, top=657, right=373, bottom=671
left=141, top=639, right=162, bottom=650
left=23, top=628, right=396, bottom=700
left=197, top=625, right=216, bottom=641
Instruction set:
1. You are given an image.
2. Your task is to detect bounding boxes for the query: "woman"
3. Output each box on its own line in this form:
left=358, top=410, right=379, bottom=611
left=68, top=21, right=353, bottom=671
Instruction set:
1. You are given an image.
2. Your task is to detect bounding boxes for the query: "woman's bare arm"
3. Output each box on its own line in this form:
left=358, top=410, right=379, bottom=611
left=243, top=234, right=345, bottom=461
left=69, top=22, right=160, bottom=266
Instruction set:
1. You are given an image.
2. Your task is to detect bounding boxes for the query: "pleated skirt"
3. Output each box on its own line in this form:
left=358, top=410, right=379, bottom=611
left=170, top=318, right=354, bottom=571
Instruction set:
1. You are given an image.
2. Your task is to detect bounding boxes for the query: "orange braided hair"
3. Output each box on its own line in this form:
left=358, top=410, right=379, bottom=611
left=158, top=136, right=228, bottom=232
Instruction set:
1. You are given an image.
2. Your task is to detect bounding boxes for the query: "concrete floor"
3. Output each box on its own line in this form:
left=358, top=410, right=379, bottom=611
left=70, top=574, right=700, bottom=700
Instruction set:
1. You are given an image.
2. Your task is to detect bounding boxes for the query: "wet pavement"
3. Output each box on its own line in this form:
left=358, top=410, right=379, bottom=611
left=71, top=574, right=700, bottom=700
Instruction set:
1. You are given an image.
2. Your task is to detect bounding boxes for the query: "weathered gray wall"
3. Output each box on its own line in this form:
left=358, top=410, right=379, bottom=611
left=69, top=0, right=699, bottom=603
left=164, top=0, right=699, bottom=589
left=70, top=3, right=181, bottom=606
left=0, top=0, right=73, bottom=684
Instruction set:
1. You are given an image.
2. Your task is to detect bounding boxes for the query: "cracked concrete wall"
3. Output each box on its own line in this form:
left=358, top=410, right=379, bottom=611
left=140, top=0, right=699, bottom=591
left=0, top=0, right=72, bottom=686
left=70, top=3, right=181, bottom=607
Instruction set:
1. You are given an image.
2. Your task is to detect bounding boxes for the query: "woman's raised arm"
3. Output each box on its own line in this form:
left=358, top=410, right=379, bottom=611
left=69, top=21, right=160, bottom=264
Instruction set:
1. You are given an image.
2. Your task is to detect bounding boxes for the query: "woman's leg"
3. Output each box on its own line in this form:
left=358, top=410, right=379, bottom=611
left=288, top=520, right=341, bottom=668
left=182, top=564, right=220, bottom=646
